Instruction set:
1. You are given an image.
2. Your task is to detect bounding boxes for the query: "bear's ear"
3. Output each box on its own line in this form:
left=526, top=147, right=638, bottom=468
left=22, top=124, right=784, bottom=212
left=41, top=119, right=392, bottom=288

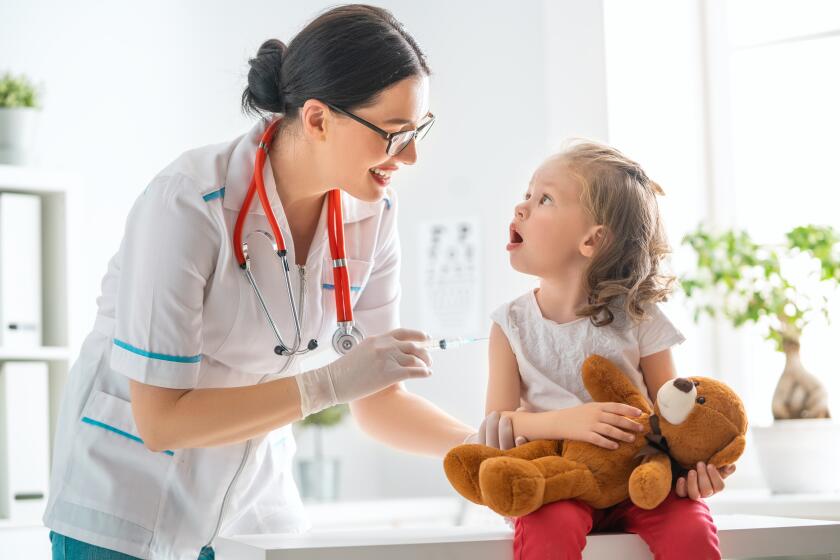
left=708, top=435, right=746, bottom=467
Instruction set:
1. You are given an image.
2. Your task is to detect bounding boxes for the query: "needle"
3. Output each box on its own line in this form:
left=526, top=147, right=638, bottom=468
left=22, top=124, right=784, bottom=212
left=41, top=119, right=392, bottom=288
left=423, top=337, right=489, bottom=351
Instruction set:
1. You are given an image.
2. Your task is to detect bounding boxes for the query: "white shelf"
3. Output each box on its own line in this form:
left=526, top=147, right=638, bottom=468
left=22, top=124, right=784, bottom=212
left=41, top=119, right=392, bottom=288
left=0, top=165, right=75, bottom=528
left=707, top=488, right=840, bottom=521
left=0, top=346, right=70, bottom=362
left=0, top=164, right=79, bottom=194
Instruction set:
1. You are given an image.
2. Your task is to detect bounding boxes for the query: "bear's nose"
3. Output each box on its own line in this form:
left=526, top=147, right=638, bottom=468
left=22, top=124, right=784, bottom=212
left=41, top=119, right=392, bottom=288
left=673, top=378, right=694, bottom=393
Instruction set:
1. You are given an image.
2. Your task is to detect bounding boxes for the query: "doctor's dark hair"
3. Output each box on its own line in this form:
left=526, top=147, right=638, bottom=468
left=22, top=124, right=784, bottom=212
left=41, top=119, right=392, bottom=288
left=241, top=4, right=429, bottom=119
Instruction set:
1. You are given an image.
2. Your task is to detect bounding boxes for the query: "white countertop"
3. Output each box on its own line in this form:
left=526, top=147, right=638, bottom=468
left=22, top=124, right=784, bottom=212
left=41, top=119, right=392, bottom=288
left=6, top=490, right=840, bottom=559
left=216, top=514, right=840, bottom=560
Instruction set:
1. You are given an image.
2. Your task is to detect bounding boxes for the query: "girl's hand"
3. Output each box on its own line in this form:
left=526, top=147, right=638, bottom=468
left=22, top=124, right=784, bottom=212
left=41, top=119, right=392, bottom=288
left=556, top=402, right=645, bottom=449
left=675, top=463, right=736, bottom=500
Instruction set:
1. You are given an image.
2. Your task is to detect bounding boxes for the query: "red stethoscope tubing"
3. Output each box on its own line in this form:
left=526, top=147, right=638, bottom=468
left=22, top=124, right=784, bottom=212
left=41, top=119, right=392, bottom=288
left=233, top=118, right=354, bottom=325
left=328, top=189, right=353, bottom=324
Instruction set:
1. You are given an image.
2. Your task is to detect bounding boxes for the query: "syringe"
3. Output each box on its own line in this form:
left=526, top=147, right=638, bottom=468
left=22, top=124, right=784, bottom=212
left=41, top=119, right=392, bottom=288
left=423, top=336, right=488, bottom=351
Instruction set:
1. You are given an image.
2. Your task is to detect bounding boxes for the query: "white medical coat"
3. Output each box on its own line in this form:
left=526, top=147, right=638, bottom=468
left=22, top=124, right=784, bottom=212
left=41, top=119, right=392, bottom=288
left=42, top=119, right=401, bottom=559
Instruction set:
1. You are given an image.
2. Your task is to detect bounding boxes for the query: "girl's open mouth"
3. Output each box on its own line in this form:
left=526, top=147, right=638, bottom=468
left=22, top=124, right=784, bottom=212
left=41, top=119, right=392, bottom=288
left=507, top=223, right=524, bottom=251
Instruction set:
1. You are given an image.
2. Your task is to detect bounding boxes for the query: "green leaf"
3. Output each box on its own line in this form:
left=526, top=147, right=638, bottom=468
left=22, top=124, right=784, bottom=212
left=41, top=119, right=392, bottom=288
left=299, top=404, right=349, bottom=428
left=0, top=72, right=40, bottom=108
left=679, top=222, right=839, bottom=345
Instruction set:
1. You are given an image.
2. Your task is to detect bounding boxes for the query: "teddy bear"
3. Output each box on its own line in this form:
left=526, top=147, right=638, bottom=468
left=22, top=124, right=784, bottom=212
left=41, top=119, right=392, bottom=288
left=444, top=354, right=747, bottom=517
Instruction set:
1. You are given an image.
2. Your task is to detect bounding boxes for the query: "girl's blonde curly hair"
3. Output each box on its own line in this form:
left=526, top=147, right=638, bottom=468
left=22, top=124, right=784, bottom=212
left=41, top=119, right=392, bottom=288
left=559, top=140, right=675, bottom=327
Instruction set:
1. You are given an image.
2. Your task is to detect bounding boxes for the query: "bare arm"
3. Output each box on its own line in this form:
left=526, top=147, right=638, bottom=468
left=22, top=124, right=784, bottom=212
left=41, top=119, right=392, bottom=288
left=485, top=322, right=521, bottom=415
left=490, top=321, right=646, bottom=446
left=130, top=377, right=303, bottom=451
left=349, top=383, right=473, bottom=457
left=485, top=322, right=574, bottom=442
left=639, top=348, right=678, bottom=399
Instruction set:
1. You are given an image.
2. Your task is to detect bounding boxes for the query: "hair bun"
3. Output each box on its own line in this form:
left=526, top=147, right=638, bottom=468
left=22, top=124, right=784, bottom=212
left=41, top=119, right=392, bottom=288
left=257, top=38, right=288, bottom=61
left=242, top=39, right=288, bottom=116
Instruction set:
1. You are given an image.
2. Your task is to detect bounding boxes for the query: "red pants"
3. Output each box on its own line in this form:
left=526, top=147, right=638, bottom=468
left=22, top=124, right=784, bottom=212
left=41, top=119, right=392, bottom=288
left=513, top=491, right=720, bottom=560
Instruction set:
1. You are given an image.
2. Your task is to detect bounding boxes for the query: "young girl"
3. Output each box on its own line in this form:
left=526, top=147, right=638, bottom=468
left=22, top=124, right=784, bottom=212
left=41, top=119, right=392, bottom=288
left=487, top=141, right=730, bottom=560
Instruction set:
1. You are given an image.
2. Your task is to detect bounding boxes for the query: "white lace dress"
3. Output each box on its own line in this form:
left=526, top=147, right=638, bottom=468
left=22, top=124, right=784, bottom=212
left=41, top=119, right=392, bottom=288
left=490, top=290, right=685, bottom=411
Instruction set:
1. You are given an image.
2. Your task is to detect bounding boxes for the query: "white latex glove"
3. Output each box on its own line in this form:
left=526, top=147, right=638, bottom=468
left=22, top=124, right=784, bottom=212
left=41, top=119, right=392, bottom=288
left=464, top=410, right=528, bottom=450
left=295, top=328, right=432, bottom=417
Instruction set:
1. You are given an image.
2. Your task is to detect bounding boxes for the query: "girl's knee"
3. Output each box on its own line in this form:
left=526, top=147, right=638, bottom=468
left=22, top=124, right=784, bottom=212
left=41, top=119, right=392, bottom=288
left=633, top=494, right=720, bottom=560
left=649, top=516, right=720, bottom=560
left=652, top=526, right=720, bottom=560
left=514, top=500, right=592, bottom=560
left=526, top=499, right=592, bottom=529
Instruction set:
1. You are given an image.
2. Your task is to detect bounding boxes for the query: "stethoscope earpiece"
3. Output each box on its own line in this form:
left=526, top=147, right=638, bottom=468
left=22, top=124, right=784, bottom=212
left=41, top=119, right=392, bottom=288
left=274, top=340, right=317, bottom=356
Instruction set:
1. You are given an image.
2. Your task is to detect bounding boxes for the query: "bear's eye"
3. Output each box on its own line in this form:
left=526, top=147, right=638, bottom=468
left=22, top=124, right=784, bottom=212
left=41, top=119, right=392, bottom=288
left=693, top=381, right=700, bottom=386
left=696, top=396, right=706, bottom=404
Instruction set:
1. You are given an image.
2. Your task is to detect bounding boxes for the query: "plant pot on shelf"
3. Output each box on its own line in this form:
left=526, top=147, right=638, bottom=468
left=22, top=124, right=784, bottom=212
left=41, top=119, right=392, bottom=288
left=293, top=404, right=348, bottom=502
left=0, top=107, right=39, bottom=165
left=753, top=338, right=837, bottom=493
left=752, top=419, right=840, bottom=493
left=295, top=453, right=341, bottom=502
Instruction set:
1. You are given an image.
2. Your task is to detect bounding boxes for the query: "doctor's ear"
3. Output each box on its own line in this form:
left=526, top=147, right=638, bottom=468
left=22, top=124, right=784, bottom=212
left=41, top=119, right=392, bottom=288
left=299, top=99, right=330, bottom=140
left=579, top=225, right=607, bottom=258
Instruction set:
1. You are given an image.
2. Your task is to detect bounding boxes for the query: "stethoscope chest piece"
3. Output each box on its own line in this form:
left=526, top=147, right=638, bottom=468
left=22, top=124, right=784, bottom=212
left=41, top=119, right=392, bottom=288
left=332, top=324, right=364, bottom=355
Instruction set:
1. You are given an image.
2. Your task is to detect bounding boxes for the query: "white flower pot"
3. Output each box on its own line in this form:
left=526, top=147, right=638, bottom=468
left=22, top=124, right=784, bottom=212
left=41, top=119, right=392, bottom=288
left=0, top=107, right=39, bottom=165
left=751, top=419, right=840, bottom=493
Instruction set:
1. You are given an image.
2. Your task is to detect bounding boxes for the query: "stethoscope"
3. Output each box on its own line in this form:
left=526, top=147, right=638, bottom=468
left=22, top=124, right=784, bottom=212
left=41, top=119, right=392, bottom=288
left=232, top=118, right=364, bottom=358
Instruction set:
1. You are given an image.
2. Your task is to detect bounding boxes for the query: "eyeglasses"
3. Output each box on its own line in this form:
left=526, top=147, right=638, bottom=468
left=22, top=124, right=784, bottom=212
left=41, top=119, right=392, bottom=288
left=325, top=102, right=435, bottom=157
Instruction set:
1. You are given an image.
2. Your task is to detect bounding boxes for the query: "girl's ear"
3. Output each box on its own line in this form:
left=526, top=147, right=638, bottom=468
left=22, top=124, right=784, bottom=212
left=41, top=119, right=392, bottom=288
left=579, top=225, right=606, bottom=258
left=299, top=99, right=329, bottom=141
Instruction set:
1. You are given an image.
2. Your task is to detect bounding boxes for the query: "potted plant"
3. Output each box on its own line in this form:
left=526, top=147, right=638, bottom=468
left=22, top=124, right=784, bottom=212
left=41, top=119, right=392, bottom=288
left=0, top=72, right=41, bottom=165
left=294, top=404, right=349, bottom=501
left=681, top=224, right=840, bottom=493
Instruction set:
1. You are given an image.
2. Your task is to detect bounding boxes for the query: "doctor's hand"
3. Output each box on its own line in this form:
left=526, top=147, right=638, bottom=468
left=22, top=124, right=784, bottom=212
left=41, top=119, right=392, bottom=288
left=464, top=411, right=529, bottom=450
left=295, top=328, right=432, bottom=417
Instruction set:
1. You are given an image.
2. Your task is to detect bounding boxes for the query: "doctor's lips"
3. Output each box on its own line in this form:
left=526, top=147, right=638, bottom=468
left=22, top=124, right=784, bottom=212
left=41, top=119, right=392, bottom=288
left=369, top=165, right=396, bottom=186
left=507, top=223, right=524, bottom=251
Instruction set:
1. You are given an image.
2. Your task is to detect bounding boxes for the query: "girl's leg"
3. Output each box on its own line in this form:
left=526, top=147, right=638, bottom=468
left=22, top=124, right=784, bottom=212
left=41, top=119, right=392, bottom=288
left=617, top=491, right=720, bottom=560
left=513, top=499, right=594, bottom=560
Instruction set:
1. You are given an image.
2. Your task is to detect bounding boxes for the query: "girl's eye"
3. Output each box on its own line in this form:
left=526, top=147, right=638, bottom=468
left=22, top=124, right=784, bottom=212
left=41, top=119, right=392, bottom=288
left=540, top=194, right=552, bottom=205
left=524, top=192, right=531, bottom=201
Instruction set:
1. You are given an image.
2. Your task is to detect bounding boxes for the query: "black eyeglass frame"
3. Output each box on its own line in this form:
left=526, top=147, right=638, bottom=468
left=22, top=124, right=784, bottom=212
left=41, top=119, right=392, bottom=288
left=325, top=102, right=435, bottom=156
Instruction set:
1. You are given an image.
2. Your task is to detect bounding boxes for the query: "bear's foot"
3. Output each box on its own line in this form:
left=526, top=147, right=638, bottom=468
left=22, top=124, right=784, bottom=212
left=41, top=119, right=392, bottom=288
left=443, top=444, right=506, bottom=504
left=478, top=456, right=547, bottom=517
left=480, top=455, right=599, bottom=517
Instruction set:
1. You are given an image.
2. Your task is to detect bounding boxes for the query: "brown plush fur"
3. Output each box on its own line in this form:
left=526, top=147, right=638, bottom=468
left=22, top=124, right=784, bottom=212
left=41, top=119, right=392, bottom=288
left=444, top=355, right=747, bottom=517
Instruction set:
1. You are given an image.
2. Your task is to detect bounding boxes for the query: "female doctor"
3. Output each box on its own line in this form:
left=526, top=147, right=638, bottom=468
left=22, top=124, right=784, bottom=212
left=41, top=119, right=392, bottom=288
left=43, top=5, right=482, bottom=559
